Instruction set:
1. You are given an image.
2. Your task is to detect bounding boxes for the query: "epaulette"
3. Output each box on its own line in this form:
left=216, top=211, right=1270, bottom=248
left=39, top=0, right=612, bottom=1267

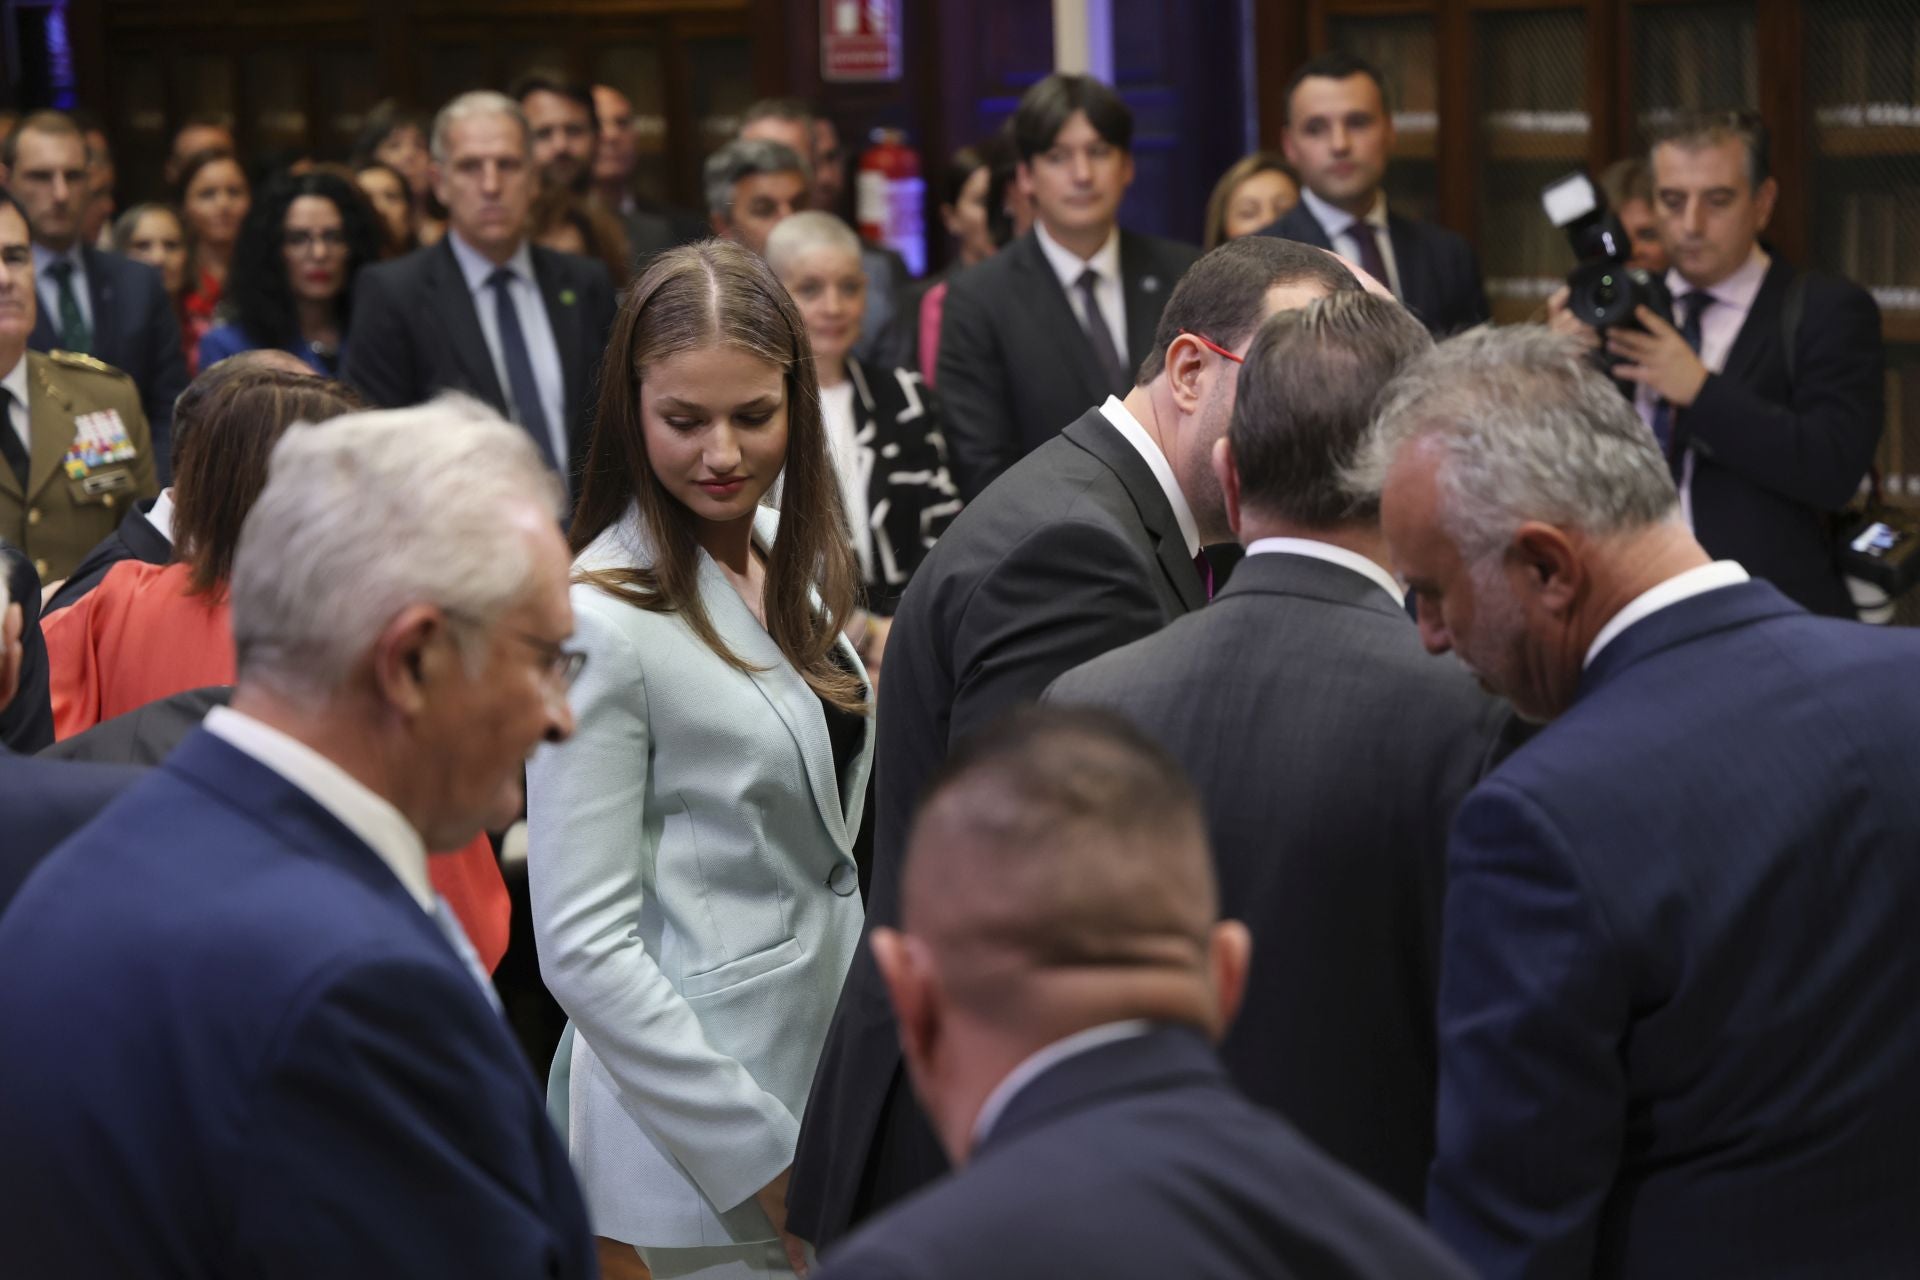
left=48, top=350, right=134, bottom=380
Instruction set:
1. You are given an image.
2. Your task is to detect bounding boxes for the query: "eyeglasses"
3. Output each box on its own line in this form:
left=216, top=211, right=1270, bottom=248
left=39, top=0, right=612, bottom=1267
left=1180, top=329, right=1244, bottom=364
left=283, top=228, right=349, bottom=253
left=444, top=609, right=588, bottom=692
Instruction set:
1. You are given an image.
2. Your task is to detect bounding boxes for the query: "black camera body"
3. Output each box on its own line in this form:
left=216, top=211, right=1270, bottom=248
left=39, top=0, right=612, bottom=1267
left=1541, top=171, right=1672, bottom=349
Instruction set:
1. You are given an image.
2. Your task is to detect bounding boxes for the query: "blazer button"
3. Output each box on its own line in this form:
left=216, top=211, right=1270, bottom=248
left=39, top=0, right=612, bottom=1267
left=828, top=862, right=858, bottom=897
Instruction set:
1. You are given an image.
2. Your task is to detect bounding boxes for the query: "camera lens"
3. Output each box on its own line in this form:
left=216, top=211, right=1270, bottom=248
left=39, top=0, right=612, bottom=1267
left=1594, top=274, right=1618, bottom=306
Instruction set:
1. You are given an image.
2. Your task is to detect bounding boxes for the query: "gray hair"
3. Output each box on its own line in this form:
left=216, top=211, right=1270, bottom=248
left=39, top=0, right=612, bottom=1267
left=230, top=394, right=565, bottom=702
left=764, top=210, right=862, bottom=277
left=1348, top=325, right=1680, bottom=563
left=430, top=90, right=531, bottom=165
left=703, top=138, right=808, bottom=218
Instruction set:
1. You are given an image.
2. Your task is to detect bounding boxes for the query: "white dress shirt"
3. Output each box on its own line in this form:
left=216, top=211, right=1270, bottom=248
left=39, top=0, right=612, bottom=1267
left=1245, top=535, right=1405, bottom=604
left=971, top=1019, right=1153, bottom=1145
left=32, top=242, right=94, bottom=336
left=1583, top=560, right=1750, bottom=669
left=1035, top=221, right=1130, bottom=370
left=1098, top=395, right=1199, bottom=558
left=1300, top=187, right=1403, bottom=299
left=1635, top=245, right=1771, bottom=526
left=2, top=354, right=29, bottom=456
left=147, top=487, right=176, bottom=543
left=819, top=378, right=874, bottom=578
left=446, top=231, right=569, bottom=469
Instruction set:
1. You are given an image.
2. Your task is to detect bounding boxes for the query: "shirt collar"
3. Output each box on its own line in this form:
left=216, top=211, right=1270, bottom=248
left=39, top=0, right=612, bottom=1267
left=203, top=705, right=436, bottom=913
left=970, top=1019, right=1153, bottom=1147
left=147, top=488, right=177, bottom=544
left=0, top=353, right=29, bottom=404
left=31, top=242, right=82, bottom=278
left=1300, top=185, right=1388, bottom=239
left=1097, top=395, right=1200, bottom=558
left=1034, top=221, right=1122, bottom=293
left=1243, top=536, right=1404, bottom=604
left=1583, top=560, right=1750, bottom=669
left=1666, top=244, right=1770, bottom=309
left=447, top=229, right=535, bottom=296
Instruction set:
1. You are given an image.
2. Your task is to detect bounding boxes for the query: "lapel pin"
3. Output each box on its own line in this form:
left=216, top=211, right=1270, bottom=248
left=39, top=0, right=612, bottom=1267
left=559, top=289, right=577, bottom=306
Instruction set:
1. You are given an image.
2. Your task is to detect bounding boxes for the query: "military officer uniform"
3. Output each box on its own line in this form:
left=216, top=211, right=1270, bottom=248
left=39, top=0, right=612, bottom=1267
left=0, top=350, right=157, bottom=586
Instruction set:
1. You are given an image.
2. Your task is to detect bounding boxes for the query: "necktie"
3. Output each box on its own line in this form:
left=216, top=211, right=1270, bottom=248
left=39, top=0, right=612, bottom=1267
left=1193, top=548, right=1214, bottom=601
left=430, top=893, right=505, bottom=1015
left=486, top=268, right=559, bottom=472
left=0, top=387, right=28, bottom=490
left=1347, top=221, right=1391, bottom=295
left=1075, top=268, right=1129, bottom=392
left=45, top=260, right=90, bottom=354
left=1651, top=291, right=1714, bottom=460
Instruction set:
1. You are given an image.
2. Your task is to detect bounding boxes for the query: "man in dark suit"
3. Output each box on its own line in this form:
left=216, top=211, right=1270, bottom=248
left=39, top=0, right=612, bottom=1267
left=1045, top=292, right=1505, bottom=1211
left=937, top=74, right=1202, bottom=497
left=816, top=709, right=1471, bottom=1280
left=0, top=559, right=140, bottom=911
left=1557, top=112, right=1881, bottom=618
left=1360, top=324, right=1920, bottom=1279
left=344, top=90, right=617, bottom=492
left=0, top=401, right=595, bottom=1277
left=1259, top=53, right=1488, bottom=338
left=4, top=110, right=189, bottom=479
left=592, top=83, right=706, bottom=274
left=790, top=237, right=1360, bottom=1248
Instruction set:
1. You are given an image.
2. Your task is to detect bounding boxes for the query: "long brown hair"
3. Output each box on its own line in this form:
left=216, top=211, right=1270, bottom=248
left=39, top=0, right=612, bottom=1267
left=571, top=240, right=866, bottom=715
left=171, top=359, right=364, bottom=596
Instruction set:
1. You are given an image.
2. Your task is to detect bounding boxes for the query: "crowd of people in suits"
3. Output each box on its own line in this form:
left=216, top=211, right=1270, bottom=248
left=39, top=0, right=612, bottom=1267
left=1, top=43, right=1915, bottom=1280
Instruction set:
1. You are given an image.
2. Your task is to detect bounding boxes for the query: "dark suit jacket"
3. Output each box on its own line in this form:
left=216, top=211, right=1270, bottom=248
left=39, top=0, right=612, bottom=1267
left=43, top=496, right=171, bottom=614
left=1045, top=552, right=1505, bottom=1209
left=0, top=542, right=53, bottom=753
left=936, top=229, right=1200, bottom=497
left=816, top=1027, right=1472, bottom=1280
left=0, top=749, right=141, bottom=916
left=791, top=409, right=1208, bottom=1245
left=0, top=729, right=595, bottom=1278
left=28, top=246, right=190, bottom=483
left=341, top=238, right=617, bottom=486
left=1672, top=260, right=1882, bottom=617
left=1429, top=580, right=1920, bottom=1280
left=1258, top=203, right=1488, bottom=337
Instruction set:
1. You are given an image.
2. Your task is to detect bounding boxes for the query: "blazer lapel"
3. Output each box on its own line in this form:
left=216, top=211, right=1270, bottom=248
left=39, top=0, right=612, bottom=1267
left=427, top=241, right=508, bottom=412
left=1278, top=203, right=1336, bottom=251
left=532, top=249, right=589, bottom=461
left=82, top=247, right=120, bottom=359
left=694, top=507, right=866, bottom=853
left=1715, top=257, right=1790, bottom=388
left=1062, top=411, right=1206, bottom=614
left=1385, top=213, right=1429, bottom=317
left=1118, top=232, right=1169, bottom=375
left=846, top=358, right=884, bottom=519
left=1011, top=234, right=1111, bottom=407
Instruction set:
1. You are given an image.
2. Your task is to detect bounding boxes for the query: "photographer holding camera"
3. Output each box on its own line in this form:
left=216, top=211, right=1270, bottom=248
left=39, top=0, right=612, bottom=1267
left=1549, top=112, right=1883, bottom=618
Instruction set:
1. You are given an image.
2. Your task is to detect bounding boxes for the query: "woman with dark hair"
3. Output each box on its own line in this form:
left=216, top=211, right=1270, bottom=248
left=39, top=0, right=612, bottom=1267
left=197, top=171, right=380, bottom=375
left=526, top=240, right=870, bottom=1280
left=1203, top=151, right=1300, bottom=250
left=354, top=160, right=417, bottom=258
left=175, top=148, right=252, bottom=373
left=351, top=101, right=443, bottom=246
left=919, top=132, right=1026, bottom=381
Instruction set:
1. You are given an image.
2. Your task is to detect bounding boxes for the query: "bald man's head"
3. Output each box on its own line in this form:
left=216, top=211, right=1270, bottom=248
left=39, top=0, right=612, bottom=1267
left=875, top=709, right=1251, bottom=1162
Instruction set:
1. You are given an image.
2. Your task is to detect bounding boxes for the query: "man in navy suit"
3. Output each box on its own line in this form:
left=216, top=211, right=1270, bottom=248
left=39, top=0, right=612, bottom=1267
left=344, top=91, right=617, bottom=493
left=0, top=399, right=595, bottom=1278
left=1357, top=324, right=1920, bottom=1279
left=1259, top=53, right=1488, bottom=338
left=816, top=708, right=1470, bottom=1280
left=0, top=558, right=140, bottom=913
left=3, top=110, right=189, bottom=478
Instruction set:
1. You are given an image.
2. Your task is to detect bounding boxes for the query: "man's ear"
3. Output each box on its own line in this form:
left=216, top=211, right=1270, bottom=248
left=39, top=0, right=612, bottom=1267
left=1207, top=919, right=1253, bottom=1041
left=1211, top=436, right=1243, bottom=541
left=1753, top=176, right=1779, bottom=232
left=1164, top=333, right=1209, bottom=416
left=1510, top=521, right=1583, bottom=616
left=872, top=927, right=941, bottom=1086
left=370, top=603, right=448, bottom=718
left=0, top=602, right=22, bottom=712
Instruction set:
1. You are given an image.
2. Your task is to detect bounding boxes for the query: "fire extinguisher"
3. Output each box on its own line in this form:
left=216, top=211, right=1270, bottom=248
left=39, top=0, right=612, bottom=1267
left=857, top=127, right=927, bottom=277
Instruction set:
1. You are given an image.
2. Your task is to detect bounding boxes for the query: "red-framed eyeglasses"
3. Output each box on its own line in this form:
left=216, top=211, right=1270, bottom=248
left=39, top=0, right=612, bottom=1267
left=1180, top=329, right=1244, bottom=364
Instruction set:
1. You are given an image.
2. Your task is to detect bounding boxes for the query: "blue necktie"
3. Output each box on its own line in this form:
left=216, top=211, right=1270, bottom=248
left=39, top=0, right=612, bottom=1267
left=487, top=268, right=558, bottom=472
left=1652, top=291, right=1713, bottom=463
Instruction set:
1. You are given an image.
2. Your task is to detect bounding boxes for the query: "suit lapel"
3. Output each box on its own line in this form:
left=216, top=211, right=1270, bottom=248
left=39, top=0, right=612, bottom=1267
left=1385, top=213, right=1428, bottom=316
left=25, top=354, right=73, bottom=502
left=1279, top=203, right=1335, bottom=251
left=1062, top=411, right=1206, bottom=614
left=82, top=247, right=119, bottom=359
left=1716, top=257, right=1790, bottom=388
left=1012, top=233, right=1111, bottom=407
left=1117, top=233, right=1169, bottom=375
left=694, top=507, right=866, bottom=854
left=532, top=248, right=588, bottom=461
left=427, top=241, right=508, bottom=411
